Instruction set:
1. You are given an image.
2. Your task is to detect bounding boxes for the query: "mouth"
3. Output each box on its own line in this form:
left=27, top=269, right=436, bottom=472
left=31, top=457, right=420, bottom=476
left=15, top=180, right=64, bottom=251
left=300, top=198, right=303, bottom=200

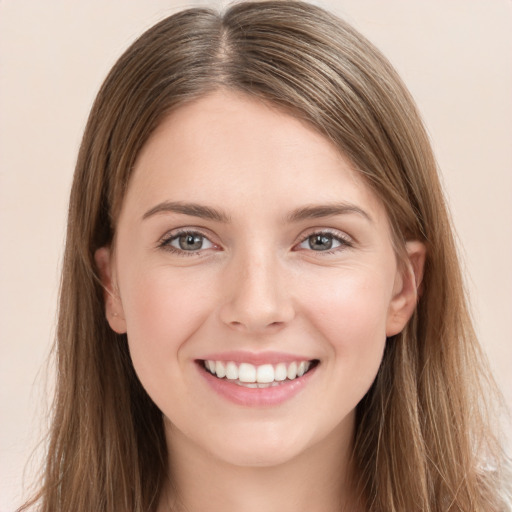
left=199, top=359, right=320, bottom=388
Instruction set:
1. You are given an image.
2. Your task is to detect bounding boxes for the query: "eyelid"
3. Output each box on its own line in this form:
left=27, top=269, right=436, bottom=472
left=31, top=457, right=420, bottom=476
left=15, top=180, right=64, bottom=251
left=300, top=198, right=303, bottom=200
left=157, top=227, right=221, bottom=255
left=155, top=226, right=353, bottom=256
left=293, top=227, right=354, bottom=252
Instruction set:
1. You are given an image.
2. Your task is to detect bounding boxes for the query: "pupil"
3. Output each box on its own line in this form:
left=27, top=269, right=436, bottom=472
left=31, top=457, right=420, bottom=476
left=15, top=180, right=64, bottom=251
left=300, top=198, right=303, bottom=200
left=309, top=234, right=332, bottom=251
left=179, top=234, right=203, bottom=250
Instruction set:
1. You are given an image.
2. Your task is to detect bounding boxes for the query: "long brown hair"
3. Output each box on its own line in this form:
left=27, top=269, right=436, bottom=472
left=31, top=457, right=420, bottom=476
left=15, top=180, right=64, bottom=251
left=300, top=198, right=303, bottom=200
left=21, top=2, right=510, bottom=511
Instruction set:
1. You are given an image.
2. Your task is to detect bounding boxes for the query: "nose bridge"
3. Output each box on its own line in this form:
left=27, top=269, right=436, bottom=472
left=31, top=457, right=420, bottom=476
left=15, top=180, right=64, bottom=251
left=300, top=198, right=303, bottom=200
left=219, top=244, right=294, bottom=332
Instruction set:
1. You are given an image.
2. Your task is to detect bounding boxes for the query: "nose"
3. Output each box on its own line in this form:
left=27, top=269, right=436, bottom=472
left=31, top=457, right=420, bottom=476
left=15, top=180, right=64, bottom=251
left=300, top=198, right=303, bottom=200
left=218, top=249, right=295, bottom=333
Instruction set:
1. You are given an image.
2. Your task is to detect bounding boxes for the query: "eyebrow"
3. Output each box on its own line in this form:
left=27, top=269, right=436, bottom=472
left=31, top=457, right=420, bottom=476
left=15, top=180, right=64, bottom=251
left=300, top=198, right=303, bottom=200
left=286, top=203, right=373, bottom=223
left=142, top=200, right=372, bottom=224
left=142, top=201, right=231, bottom=222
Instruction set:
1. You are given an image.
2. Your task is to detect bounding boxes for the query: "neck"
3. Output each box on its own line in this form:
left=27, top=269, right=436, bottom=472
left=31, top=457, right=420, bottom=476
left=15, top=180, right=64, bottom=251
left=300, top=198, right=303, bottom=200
left=159, top=416, right=363, bottom=512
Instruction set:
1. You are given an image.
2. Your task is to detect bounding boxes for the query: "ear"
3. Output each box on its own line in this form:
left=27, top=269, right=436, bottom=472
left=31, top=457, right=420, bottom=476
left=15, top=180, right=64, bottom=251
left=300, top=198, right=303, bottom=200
left=386, top=241, right=426, bottom=337
left=94, top=247, right=127, bottom=334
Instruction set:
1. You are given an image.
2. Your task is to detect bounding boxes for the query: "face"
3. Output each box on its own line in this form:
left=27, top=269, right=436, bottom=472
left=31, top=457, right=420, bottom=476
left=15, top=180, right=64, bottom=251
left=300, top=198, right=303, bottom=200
left=96, top=90, right=423, bottom=469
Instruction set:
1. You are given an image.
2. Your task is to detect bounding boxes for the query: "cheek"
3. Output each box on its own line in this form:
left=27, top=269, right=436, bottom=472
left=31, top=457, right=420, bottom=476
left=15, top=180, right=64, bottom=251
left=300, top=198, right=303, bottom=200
left=118, top=266, right=214, bottom=388
left=298, top=268, right=392, bottom=380
left=303, top=267, right=393, bottom=335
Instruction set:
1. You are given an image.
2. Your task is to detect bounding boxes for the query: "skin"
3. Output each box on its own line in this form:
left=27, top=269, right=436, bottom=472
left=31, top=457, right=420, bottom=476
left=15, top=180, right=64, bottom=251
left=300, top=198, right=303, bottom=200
left=96, top=90, right=425, bottom=512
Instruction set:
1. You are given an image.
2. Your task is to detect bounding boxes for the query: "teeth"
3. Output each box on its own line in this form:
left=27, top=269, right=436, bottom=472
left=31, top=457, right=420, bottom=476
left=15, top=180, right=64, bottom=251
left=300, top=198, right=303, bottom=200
left=274, top=363, right=287, bottom=381
left=256, top=364, right=274, bottom=383
left=241, top=382, right=258, bottom=388
left=215, top=361, right=226, bottom=378
left=203, top=359, right=314, bottom=384
left=287, top=361, right=297, bottom=380
left=225, top=361, right=238, bottom=380
left=239, top=363, right=257, bottom=383
left=235, top=381, right=281, bottom=388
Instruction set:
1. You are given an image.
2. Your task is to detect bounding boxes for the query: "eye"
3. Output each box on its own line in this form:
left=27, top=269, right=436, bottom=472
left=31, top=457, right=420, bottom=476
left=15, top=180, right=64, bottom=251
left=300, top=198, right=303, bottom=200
left=160, top=230, right=215, bottom=254
left=296, top=231, right=351, bottom=252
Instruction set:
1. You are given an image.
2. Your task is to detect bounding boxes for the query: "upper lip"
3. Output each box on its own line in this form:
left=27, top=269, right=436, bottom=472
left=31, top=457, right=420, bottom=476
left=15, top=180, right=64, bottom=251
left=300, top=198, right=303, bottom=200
left=198, top=351, right=317, bottom=366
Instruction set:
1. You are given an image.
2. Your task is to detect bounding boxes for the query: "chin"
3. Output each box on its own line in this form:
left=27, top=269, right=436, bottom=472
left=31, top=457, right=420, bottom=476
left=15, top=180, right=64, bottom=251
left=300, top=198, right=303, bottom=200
left=205, top=424, right=314, bottom=469
left=214, top=443, right=302, bottom=468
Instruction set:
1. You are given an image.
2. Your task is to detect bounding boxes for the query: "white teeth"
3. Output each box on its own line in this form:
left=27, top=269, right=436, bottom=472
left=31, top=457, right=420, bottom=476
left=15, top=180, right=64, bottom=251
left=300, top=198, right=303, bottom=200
left=215, top=360, right=226, bottom=378
left=225, top=361, right=238, bottom=380
left=256, top=364, right=274, bottom=383
left=274, top=363, right=287, bottom=381
left=204, top=359, right=315, bottom=384
left=235, top=381, right=281, bottom=388
left=239, top=363, right=257, bottom=383
left=287, top=362, right=298, bottom=380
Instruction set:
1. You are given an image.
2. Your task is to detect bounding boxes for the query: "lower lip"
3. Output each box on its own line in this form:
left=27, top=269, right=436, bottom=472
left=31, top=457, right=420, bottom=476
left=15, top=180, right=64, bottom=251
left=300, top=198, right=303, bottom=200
left=197, top=362, right=318, bottom=407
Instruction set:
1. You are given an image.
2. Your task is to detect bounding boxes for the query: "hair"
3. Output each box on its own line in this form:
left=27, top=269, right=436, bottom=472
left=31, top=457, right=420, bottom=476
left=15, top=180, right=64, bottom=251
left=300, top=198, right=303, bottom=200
left=20, top=1, right=510, bottom=511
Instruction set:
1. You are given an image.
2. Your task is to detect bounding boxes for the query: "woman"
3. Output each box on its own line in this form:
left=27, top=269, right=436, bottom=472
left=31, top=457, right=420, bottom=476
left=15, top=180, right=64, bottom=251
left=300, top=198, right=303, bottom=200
left=19, top=1, right=510, bottom=511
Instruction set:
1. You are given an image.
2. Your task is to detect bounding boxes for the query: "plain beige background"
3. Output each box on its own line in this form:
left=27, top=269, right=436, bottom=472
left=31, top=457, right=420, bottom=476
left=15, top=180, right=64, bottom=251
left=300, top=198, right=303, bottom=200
left=1, top=0, right=511, bottom=509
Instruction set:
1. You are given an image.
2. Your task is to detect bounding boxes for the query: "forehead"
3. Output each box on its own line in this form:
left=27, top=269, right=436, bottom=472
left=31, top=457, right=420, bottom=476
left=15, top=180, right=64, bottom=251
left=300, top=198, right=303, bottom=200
left=122, top=90, right=387, bottom=224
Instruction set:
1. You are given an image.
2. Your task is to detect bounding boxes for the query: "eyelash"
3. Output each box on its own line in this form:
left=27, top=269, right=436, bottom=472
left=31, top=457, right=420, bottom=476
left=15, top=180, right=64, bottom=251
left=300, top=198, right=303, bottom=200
left=157, top=229, right=215, bottom=257
left=296, top=229, right=353, bottom=254
left=157, top=228, right=353, bottom=256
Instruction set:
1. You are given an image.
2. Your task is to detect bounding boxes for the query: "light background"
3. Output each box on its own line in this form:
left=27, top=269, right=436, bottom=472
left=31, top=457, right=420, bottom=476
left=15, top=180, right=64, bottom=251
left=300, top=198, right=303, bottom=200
left=0, top=1, right=511, bottom=509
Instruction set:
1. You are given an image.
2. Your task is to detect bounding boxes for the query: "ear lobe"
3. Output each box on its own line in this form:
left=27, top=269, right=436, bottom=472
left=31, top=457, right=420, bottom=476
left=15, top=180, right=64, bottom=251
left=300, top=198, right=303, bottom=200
left=94, top=247, right=127, bottom=334
left=386, top=241, right=426, bottom=337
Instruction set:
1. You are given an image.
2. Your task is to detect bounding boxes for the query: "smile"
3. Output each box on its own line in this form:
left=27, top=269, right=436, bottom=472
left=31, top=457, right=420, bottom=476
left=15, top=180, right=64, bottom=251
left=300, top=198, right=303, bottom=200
left=196, top=352, right=320, bottom=406
left=202, top=360, right=317, bottom=388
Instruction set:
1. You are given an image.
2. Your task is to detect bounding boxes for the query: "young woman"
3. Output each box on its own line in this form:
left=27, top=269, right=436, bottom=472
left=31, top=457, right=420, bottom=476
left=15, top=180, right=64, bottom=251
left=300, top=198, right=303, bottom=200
left=20, top=1, right=510, bottom=511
